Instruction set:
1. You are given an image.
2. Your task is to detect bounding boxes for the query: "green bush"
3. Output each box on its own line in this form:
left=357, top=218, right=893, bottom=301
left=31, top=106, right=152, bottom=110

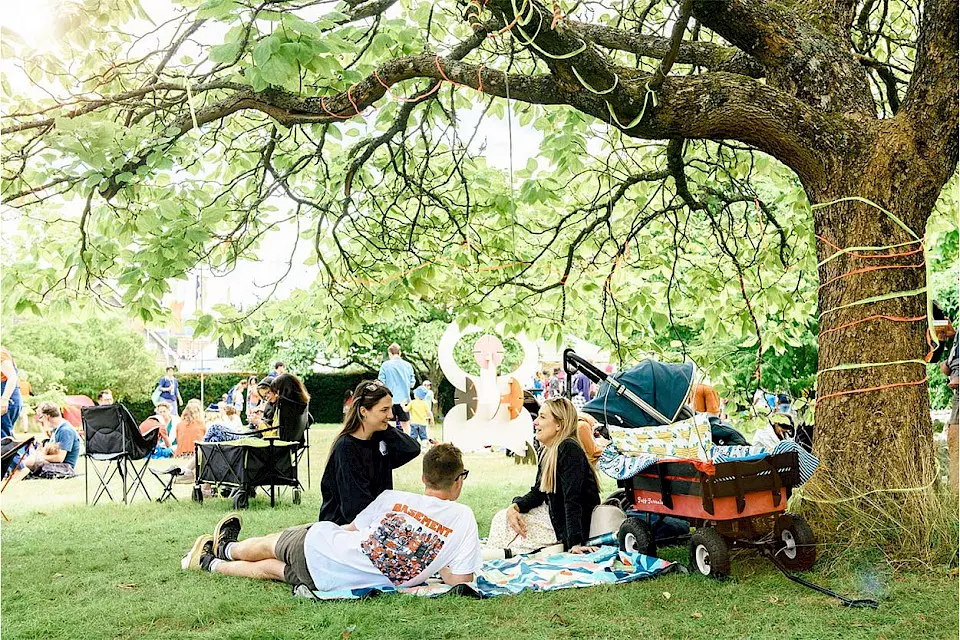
left=122, top=371, right=458, bottom=424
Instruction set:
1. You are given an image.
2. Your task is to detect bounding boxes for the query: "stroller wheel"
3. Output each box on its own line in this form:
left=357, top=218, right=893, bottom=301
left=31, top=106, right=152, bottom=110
left=774, top=513, right=816, bottom=571
left=191, top=486, right=203, bottom=503
left=233, top=490, right=249, bottom=510
left=292, top=488, right=302, bottom=505
left=603, top=489, right=630, bottom=510
left=617, top=517, right=656, bottom=557
left=688, top=528, right=730, bottom=579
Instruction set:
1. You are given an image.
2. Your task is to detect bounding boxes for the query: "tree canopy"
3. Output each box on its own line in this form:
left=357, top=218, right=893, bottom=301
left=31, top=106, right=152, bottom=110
left=2, top=0, right=958, bottom=557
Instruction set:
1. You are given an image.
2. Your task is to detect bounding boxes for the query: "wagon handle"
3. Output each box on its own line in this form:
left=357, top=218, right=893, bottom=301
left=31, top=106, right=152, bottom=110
left=761, top=546, right=879, bottom=608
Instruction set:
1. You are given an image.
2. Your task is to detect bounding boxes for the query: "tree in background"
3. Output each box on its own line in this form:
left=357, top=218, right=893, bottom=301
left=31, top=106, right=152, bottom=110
left=2, top=316, right=160, bottom=403
left=2, top=0, right=956, bottom=557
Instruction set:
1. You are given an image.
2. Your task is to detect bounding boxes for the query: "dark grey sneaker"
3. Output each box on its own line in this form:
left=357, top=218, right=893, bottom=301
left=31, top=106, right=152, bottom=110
left=182, top=535, right=214, bottom=571
left=213, top=512, right=243, bottom=560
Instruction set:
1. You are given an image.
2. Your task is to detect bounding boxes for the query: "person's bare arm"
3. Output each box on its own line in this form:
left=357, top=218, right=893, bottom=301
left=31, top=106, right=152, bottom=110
left=438, top=567, right=473, bottom=586
left=942, top=360, right=951, bottom=377
left=0, top=359, right=18, bottom=415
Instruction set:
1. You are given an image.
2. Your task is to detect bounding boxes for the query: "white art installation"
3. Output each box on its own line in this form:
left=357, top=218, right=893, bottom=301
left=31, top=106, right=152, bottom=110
left=438, top=322, right=539, bottom=454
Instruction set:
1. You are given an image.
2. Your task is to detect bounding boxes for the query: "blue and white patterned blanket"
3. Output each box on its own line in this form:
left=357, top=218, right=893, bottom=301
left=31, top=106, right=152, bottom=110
left=294, top=546, right=677, bottom=600
left=599, top=438, right=819, bottom=485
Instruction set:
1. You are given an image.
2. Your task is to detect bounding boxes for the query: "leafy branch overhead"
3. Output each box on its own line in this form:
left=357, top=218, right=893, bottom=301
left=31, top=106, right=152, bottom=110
left=1, top=0, right=955, bottom=374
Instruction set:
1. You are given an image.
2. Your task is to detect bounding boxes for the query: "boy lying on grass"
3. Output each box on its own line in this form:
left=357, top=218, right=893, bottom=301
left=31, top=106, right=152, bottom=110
left=182, top=443, right=481, bottom=592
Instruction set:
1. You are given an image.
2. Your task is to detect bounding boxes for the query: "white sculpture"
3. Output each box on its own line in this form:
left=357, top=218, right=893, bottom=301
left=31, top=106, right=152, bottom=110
left=438, top=322, right=539, bottom=453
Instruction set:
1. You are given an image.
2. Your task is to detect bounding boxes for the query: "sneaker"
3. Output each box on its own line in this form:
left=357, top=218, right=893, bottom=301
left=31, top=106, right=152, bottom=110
left=213, top=512, right=243, bottom=560
left=182, top=535, right=214, bottom=571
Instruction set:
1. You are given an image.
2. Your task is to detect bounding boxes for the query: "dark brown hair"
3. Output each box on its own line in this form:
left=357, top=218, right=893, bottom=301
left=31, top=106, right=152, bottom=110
left=330, top=380, right=393, bottom=452
left=269, top=373, right=310, bottom=404
left=422, top=443, right=465, bottom=490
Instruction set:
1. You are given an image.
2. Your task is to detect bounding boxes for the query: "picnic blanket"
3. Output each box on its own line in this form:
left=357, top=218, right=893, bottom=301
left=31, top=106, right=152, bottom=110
left=293, top=546, right=678, bottom=600
left=597, top=418, right=819, bottom=485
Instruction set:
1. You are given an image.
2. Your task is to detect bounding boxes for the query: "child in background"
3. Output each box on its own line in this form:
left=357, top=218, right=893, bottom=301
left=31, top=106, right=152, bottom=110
left=408, top=388, right=431, bottom=446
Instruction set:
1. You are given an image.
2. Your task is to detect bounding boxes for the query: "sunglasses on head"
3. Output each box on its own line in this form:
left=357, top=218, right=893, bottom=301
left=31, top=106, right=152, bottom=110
left=364, top=381, right=387, bottom=392
left=456, top=469, right=470, bottom=481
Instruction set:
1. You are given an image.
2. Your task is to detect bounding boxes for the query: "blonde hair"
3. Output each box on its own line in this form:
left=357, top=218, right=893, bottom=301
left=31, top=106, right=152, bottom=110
left=537, top=397, right=600, bottom=493
left=180, top=403, right=204, bottom=424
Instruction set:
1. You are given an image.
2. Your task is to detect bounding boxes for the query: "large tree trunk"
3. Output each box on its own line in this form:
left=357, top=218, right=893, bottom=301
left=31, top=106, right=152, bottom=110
left=804, top=124, right=953, bottom=555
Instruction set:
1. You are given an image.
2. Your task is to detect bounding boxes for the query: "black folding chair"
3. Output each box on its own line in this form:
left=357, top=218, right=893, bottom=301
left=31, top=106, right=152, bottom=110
left=276, top=397, right=311, bottom=489
left=82, top=404, right=159, bottom=505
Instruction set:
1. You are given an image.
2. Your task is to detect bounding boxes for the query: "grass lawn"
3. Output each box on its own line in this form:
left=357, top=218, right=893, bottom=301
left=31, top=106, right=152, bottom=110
left=2, top=424, right=957, bottom=639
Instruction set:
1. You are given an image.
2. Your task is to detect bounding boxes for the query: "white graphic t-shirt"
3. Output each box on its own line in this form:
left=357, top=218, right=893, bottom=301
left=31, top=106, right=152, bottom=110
left=303, top=490, right=482, bottom=592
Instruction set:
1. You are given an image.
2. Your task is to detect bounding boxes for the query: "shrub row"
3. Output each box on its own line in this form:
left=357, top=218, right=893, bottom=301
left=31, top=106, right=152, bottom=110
left=124, top=372, right=455, bottom=424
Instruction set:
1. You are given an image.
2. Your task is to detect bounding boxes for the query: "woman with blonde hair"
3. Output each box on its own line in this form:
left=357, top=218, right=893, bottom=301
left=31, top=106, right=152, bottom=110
left=175, top=402, right=207, bottom=457
left=500, top=397, right=601, bottom=553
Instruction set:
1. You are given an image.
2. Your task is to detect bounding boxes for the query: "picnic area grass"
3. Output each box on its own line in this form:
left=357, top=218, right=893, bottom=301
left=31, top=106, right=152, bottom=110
left=2, top=424, right=957, bottom=640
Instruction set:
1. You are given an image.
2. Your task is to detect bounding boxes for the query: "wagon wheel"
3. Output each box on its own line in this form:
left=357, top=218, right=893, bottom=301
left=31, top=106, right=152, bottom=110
left=191, top=486, right=203, bottom=503
left=774, top=513, right=817, bottom=571
left=617, top=517, right=656, bottom=557
left=232, top=490, right=249, bottom=510
left=688, top=527, right=730, bottom=579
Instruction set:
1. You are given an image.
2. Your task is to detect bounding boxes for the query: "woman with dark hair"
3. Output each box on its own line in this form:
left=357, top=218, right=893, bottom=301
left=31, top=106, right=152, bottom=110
left=258, top=373, right=310, bottom=438
left=318, top=380, right=421, bottom=524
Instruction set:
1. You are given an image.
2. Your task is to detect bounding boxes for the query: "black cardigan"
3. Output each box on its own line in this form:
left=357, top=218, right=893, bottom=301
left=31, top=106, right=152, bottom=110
left=318, top=426, right=421, bottom=525
left=513, top=438, right=600, bottom=549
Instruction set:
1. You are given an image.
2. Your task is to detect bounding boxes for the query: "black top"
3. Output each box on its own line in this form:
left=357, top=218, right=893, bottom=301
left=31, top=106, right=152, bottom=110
left=513, top=438, right=600, bottom=549
left=318, top=426, right=421, bottom=525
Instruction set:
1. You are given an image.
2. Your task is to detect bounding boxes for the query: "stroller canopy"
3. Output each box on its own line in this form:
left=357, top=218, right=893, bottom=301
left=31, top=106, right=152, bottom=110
left=583, top=360, right=694, bottom=428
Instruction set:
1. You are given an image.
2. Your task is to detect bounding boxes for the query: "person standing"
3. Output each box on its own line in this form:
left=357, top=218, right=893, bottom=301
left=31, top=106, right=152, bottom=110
left=377, top=343, right=415, bottom=433
left=422, top=380, right=435, bottom=428
left=226, top=379, right=248, bottom=414
left=0, top=345, right=23, bottom=439
left=571, top=371, right=592, bottom=403
left=157, top=366, right=184, bottom=416
left=941, top=339, right=959, bottom=492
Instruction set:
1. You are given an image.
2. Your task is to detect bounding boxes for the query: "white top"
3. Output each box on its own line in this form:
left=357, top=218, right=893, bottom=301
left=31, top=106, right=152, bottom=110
left=303, top=490, right=482, bottom=592
left=752, top=424, right=783, bottom=450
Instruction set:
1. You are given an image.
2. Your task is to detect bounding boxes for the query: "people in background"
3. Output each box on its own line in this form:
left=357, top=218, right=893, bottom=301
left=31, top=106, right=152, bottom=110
left=139, top=401, right=174, bottom=457
left=181, top=444, right=480, bottom=594
left=421, top=380, right=435, bottom=428
left=0, top=345, right=23, bottom=439
left=245, top=375, right=261, bottom=421
left=318, top=380, right=420, bottom=525
left=505, top=397, right=601, bottom=553
left=263, top=373, right=310, bottom=439
left=157, top=366, right=183, bottom=416
left=257, top=378, right=276, bottom=428
left=222, top=405, right=244, bottom=430
left=226, top=379, right=248, bottom=414
left=20, top=402, right=81, bottom=476
left=96, top=389, right=114, bottom=405
left=571, top=370, right=592, bottom=403
left=942, top=338, right=959, bottom=493
left=378, top=344, right=415, bottom=434
left=753, top=413, right=795, bottom=450
left=265, top=362, right=286, bottom=380
left=408, top=387, right=430, bottom=445
left=175, top=403, right=207, bottom=457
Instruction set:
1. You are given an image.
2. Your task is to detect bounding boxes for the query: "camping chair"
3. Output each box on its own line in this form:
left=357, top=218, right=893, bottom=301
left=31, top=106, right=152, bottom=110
left=1, top=436, right=35, bottom=522
left=275, top=396, right=311, bottom=488
left=82, top=404, right=160, bottom=505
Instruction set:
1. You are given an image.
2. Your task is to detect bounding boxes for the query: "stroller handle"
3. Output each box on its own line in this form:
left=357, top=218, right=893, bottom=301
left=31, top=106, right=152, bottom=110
left=563, top=349, right=609, bottom=384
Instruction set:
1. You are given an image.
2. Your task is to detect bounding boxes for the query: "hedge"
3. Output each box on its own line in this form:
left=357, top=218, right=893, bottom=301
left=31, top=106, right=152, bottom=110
left=124, top=372, right=456, bottom=424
